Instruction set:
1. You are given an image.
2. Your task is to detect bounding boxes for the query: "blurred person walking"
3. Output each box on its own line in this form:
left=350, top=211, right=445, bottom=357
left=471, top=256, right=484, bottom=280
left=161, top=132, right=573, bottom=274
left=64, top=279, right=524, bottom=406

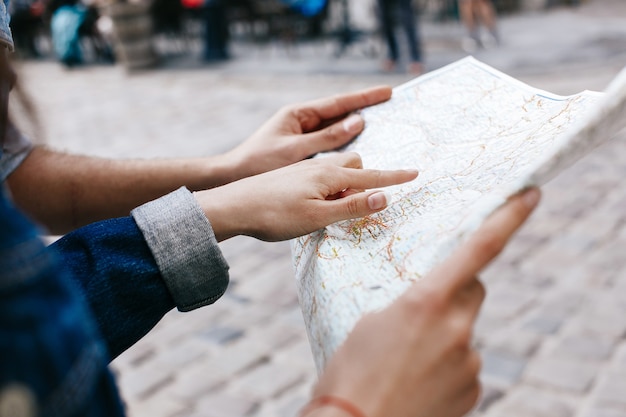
left=457, top=0, right=499, bottom=52
left=202, top=0, right=229, bottom=61
left=376, top=0, right=424, bottom=75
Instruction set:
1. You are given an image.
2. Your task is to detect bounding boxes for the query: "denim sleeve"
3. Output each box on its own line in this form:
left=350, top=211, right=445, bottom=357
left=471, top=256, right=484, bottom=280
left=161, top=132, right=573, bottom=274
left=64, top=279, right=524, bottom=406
left=131, top=187, right=230, bottom=312
left=52, top=217, right=176, bottom=359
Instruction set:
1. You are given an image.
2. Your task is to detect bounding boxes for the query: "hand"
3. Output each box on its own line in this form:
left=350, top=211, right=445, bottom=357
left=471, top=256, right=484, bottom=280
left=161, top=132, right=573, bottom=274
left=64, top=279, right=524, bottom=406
left=222, top=86, right=393, bottom=181
left=309, top=188, right=541, bottom=417
left=194, top=152, right=418, bottom=242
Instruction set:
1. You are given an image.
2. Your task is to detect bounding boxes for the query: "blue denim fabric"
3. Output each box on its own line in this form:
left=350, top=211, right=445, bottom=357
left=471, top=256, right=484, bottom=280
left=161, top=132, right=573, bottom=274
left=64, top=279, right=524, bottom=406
left=52, top=217, right=176, bottom=358
left=0, top=187, right=125, bottom=416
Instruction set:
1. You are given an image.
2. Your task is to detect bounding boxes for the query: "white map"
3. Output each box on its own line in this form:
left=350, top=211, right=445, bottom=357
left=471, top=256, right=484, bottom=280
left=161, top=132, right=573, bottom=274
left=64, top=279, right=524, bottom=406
left=292, top=56, right=626, bottom=372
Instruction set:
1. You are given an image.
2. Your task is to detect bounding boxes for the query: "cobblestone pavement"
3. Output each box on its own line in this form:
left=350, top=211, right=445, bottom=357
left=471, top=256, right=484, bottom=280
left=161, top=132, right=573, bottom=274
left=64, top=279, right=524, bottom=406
left=15, top=0, right=626, bottom=416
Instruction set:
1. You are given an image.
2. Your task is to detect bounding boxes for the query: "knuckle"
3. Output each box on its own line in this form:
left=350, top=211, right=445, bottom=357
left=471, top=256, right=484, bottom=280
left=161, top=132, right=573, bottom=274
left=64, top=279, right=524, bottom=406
left=345, top=152, right=362, bottom=165
left=465, top=382, right=482, bottom=412
left=467, top=350, right=482, bottom=376
left=345, top=197, right=361, bottom=217
left=403, top=284, right=446, bottom=317
left=448, top=319, right=473, bottom=351
left=476, top=279, right=486, bottom=303
left=279, top=103, right=296, bottom=117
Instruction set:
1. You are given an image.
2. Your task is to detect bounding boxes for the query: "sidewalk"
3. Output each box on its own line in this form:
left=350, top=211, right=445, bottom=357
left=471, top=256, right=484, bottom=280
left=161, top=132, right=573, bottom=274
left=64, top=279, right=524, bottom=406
left=15, top=1, right=626, bottom=416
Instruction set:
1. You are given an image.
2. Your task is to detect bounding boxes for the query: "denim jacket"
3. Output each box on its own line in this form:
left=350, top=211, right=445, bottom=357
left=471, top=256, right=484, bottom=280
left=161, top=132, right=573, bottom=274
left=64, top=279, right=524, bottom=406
left=1, top=129, right=231, bottom=413
left=0, top=186, right=126, bottom=417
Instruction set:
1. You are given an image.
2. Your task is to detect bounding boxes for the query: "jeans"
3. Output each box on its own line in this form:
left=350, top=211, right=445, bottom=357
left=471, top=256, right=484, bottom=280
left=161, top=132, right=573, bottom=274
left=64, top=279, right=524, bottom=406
left=377, top=0, right=423, bottom=63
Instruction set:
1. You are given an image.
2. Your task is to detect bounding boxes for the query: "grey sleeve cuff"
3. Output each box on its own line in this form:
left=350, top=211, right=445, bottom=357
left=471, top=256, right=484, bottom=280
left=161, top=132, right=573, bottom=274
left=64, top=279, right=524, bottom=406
left=0, top=126, right=34, bottom=182
left=131, top=187, right=230, bottom=312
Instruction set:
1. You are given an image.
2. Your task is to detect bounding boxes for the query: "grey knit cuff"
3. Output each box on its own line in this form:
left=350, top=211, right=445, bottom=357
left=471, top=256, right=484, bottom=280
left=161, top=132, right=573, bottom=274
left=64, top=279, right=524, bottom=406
left=131, top=187, right=230, bottom=312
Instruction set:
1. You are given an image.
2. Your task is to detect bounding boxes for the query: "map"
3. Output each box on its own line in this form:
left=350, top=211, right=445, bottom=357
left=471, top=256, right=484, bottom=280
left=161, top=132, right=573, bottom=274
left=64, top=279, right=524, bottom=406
left=292, top=57, right=626, bottom=372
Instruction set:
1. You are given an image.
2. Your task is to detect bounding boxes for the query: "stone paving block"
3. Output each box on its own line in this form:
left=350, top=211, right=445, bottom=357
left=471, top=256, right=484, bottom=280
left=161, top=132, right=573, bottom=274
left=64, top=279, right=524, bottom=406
left=523, top=356, right=598, bottom=393
left=251, top=319, right=306, bottom=351
left=123, top=395, right=190, bottom=417
left=578, top=405, right=626, bottom=417
left=140, top=310, right=215, bottom=350
left=536, top=291, right=586, bottom=318
left=205, top=339, right=273, bottom=377
left=168, top=359, right=229, bottom=401
left=561, top=311, right=626, bottom=342
left=566, top=209, right=621, bottom=248
left=111, top=341, right=157, bottom=370
left=520, top=239, right=590, bottom=279
left=248, top=374, right=322, bottom=417
left=188, top=390, right=260, bottom=417
left=610, top=341, right=626, bottom=374
left=540, top=184, right=605, bottom=220
left=199, top=325, right=246, bottom=346
left=274, top=338, right=316, bottom=371
left=589, top=372, right=626, bottom=408
left=521, top=313, right=564, bottom=335
left=479, top=283, right=537, bottom=321
left=475, top=385, right=504, bottom=413
left=232, top=265, right=296, bottom=304
left=545, top=335, right=616, bottom=361
left=115, top=362, right=175, bottom=401
left=485, top=386, right=577, bottom=417
left=486, top=328, right=543, bottom=358
left=219, top=302, right=285, bottom=330
left=152, top=339, right=211, bottom=369
left=274, top=391, right=311, bottom=417
left=474, top=314, right=509, bottom=348
left=233, top=359, right=306, bottom=400
left=480, top=350, right=527, bottom=389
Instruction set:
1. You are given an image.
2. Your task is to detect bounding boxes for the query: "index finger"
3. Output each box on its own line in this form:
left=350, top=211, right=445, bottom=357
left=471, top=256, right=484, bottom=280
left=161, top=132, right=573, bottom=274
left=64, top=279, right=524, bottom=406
left=419, top=188, right=541, bottom=295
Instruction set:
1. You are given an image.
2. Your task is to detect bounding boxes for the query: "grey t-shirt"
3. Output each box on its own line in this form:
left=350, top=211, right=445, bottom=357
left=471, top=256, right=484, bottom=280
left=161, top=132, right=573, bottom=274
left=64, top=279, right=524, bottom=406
left=0, top=125, right=33, bottom=181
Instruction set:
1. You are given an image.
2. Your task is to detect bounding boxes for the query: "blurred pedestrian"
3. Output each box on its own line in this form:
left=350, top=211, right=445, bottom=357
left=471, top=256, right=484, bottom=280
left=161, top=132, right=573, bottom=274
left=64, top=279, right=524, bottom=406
left=202, top=0, right=229, bottom=62
left=8, top=0, right=45, bottom=58
left=376, top=0, right=424, bottom=75
left=458, top=0, right=500, bottom=52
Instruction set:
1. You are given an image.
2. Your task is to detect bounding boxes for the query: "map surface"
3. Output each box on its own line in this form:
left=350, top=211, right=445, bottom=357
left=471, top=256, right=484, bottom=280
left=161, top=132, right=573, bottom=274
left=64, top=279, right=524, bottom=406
left=292, top=57, right=626, bottom=372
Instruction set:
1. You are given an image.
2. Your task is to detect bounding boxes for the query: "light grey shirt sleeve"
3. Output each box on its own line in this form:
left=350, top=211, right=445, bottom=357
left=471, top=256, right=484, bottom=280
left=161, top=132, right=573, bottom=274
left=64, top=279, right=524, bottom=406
left=0, top=125, right=34, bottom=182
left=131, top=187, right=230, bottom=312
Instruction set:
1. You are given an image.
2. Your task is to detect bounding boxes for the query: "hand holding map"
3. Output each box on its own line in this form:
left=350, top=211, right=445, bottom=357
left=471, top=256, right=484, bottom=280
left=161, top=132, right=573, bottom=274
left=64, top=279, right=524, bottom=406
left=293, top=57, right=626, bottom=371
left=309, top=188, right=540, bottom=417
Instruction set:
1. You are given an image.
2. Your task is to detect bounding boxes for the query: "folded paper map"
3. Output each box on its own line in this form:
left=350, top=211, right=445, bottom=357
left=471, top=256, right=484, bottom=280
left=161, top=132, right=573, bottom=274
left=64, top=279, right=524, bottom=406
left=292, top=56, right=626, bottom=372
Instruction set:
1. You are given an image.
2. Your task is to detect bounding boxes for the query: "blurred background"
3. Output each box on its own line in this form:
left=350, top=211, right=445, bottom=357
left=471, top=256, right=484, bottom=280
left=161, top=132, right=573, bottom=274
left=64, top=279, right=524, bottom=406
left=11, top=0, right=626, bottom=416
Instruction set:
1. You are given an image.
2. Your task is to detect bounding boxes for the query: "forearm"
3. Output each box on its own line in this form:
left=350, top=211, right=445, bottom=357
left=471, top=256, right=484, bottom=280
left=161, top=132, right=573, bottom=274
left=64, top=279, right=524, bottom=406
left=6, top=146, right=241, bottom=234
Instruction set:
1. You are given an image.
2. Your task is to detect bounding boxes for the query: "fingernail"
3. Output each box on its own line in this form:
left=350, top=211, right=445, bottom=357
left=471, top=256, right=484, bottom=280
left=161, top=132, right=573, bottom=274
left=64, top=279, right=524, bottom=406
left=368, top=191, right=391, bottom=210
left=343, top=114, right=363, bottom=133
left=522, top=188, right=540, bottom=209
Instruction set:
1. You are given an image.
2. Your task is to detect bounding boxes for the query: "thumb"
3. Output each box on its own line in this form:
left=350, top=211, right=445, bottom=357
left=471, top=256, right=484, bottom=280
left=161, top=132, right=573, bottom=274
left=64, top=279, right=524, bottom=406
left=325, top=190, right=391, bottom=222
left=301, top=114, right=365, bottom=155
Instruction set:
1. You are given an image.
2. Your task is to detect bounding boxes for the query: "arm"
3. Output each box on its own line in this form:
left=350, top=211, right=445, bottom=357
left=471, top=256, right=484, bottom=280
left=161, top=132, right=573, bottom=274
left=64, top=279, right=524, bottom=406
left=51, top=187, right=230, bottom=358
left=50, top=153, right=415, bottom=358
left=304, top=188, right=541, bottom=417
left=6, top=86, right=393, bottom=235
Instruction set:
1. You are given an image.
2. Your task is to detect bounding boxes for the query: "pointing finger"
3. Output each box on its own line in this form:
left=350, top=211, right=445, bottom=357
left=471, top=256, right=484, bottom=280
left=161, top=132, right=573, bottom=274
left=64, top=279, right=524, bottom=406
left=417, top=188, right=541, bottom=297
